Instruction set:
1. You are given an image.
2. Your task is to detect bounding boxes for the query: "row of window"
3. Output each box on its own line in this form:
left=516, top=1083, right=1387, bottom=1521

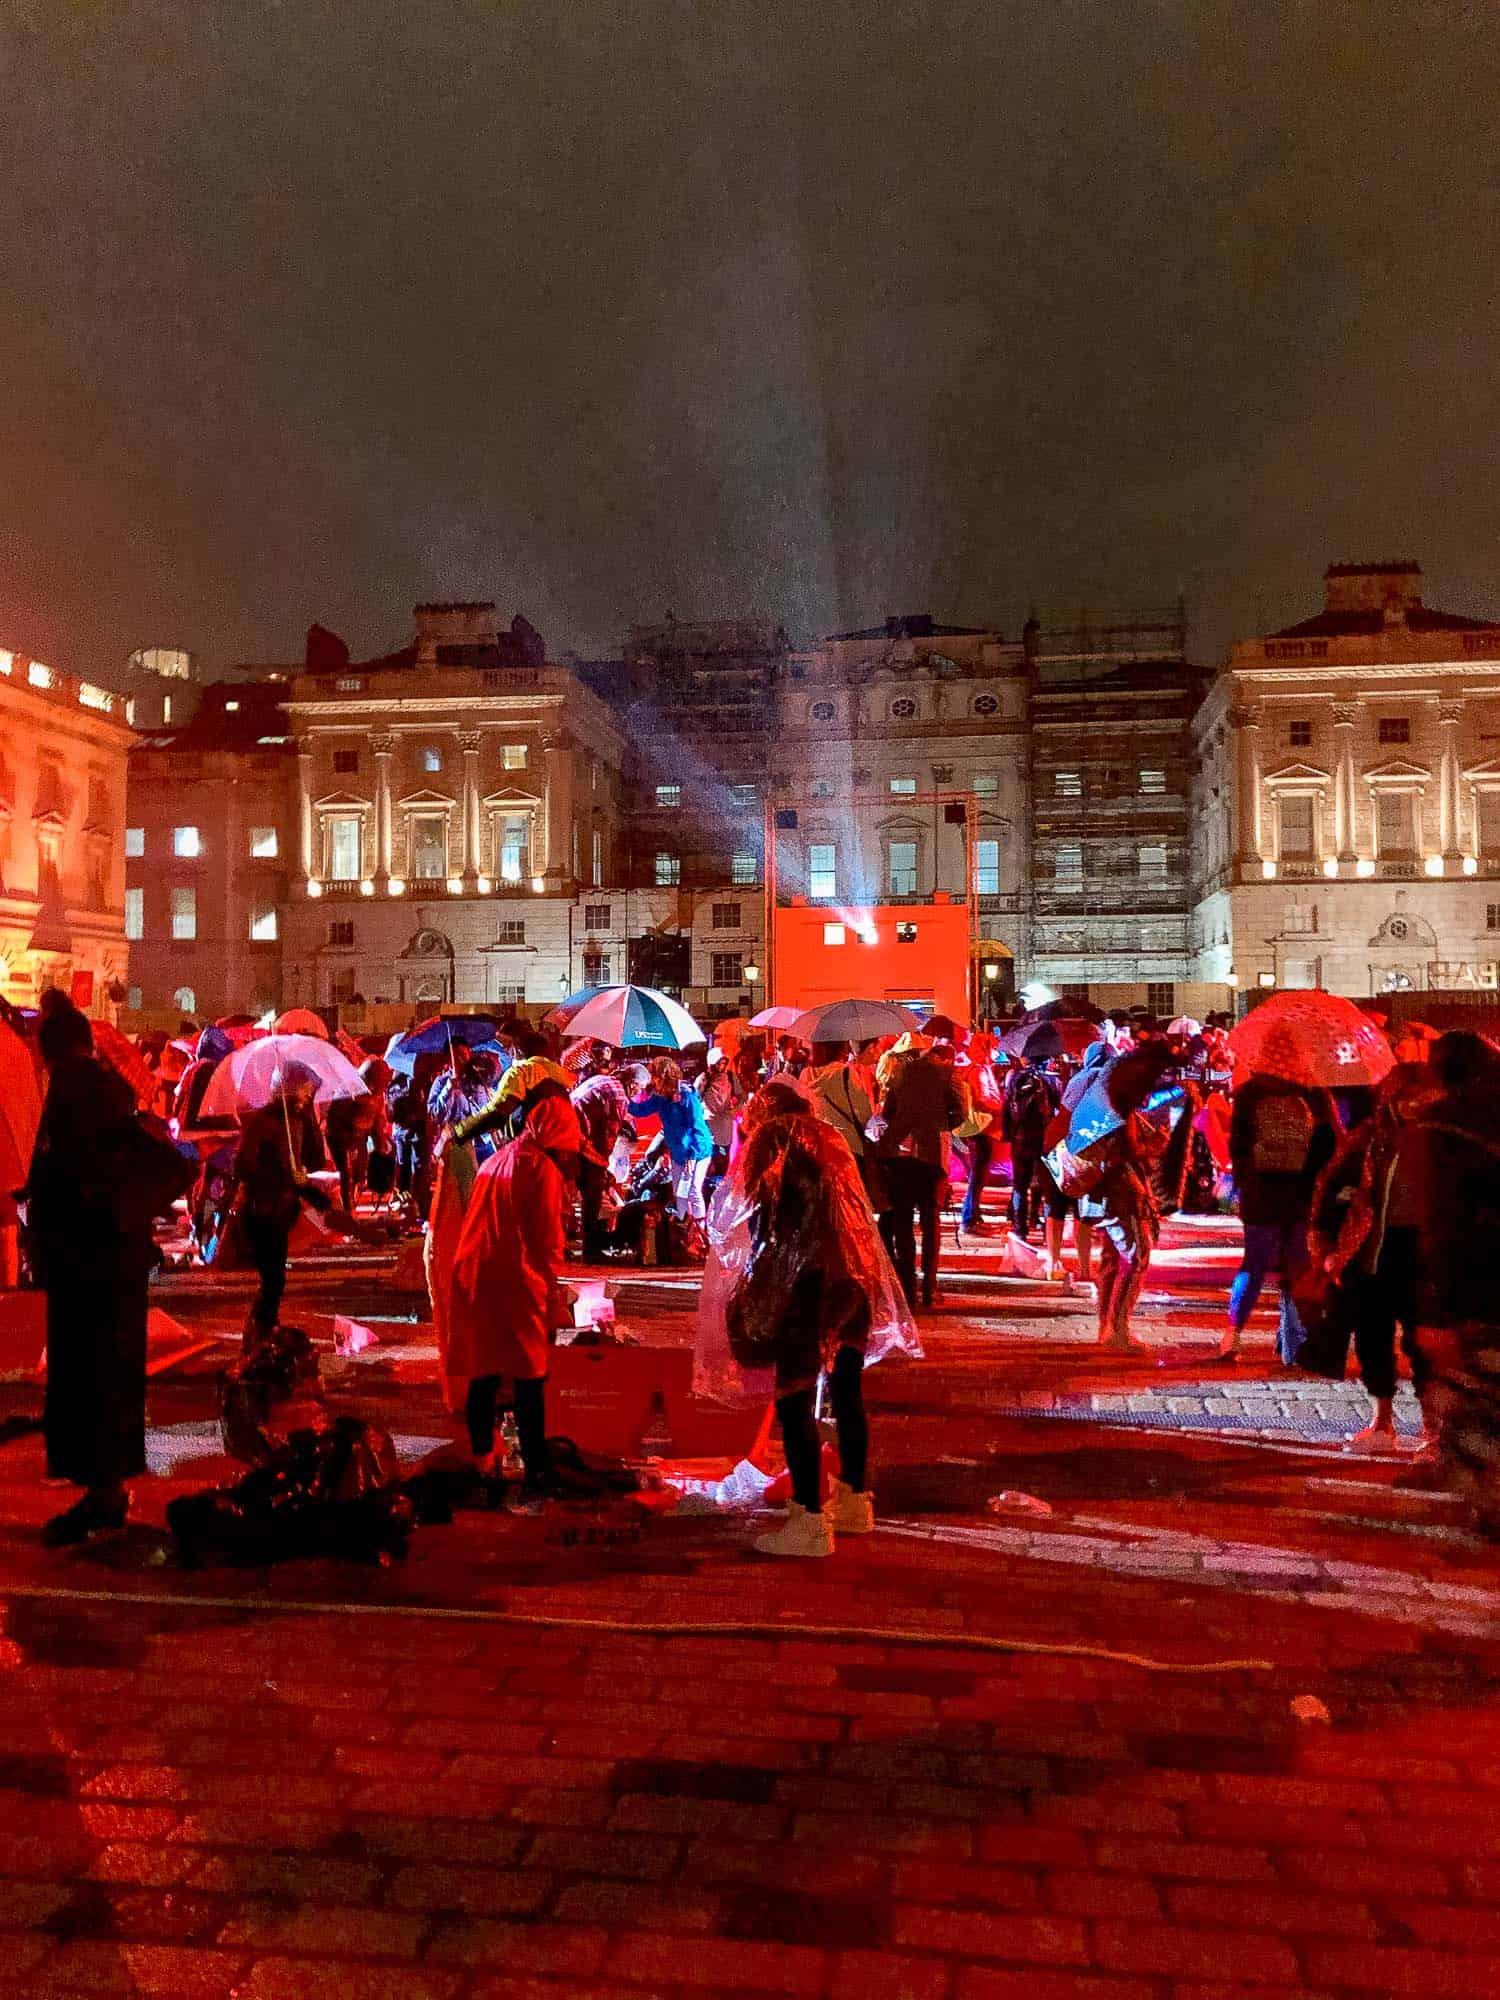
left=1052, top=768, right=1167, bottom=798
left=652, top=783, right=760, bottom=810
left=652, top=853, right=759, bottom=886
left=126, top=826, right=279, bottom=860
left=798, top=839, right=1004, bottom=900
left=330, top=743, right=531, bottom=776
left=1047, top=844, right=1171, bottom=887
left=807, top=694, right=1002, bottom=723
left=1283, top=717, right=1411, bottom=747
left=125, top=886, right=277, bottom=943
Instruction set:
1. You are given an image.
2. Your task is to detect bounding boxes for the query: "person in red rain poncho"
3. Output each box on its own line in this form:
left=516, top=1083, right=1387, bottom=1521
left=447, top=1094, right=585, bottom=1506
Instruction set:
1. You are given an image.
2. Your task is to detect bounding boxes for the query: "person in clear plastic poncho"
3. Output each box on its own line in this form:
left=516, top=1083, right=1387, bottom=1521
left=696, top=1086, right=921, bottom=1557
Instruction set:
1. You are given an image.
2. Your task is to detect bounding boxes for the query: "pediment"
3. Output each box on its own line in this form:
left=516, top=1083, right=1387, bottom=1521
left=482, top=788, right=540, bottom=809
left=398, top=927, right=454, bottom=960
left=878, top=812, right=928, bottom=834
left=1462, top=757, right=1500, bottom=783
left=395, top=788, right=456, bottom=810
left=1263, top=760, right=1332, bottom=786
left=313, top=789, right=371, bottom=810
left=1361, top=758, right=1432, bottom=784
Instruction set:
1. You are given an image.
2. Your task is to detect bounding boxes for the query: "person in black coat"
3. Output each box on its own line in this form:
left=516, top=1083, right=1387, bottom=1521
left=23, top=999, right=155, bottom=1546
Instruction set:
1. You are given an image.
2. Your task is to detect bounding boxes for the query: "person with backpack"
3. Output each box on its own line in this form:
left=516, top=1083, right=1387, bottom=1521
left=628, top=1057, right=714, bottom=1223
left=1222, top=1067, right=1339, bottom=1360
left=1001, top=1061, right=1059, bottom=1240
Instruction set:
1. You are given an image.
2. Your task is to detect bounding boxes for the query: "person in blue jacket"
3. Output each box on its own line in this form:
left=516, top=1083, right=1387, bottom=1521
left=629, top=1056, right=714, bottom=1221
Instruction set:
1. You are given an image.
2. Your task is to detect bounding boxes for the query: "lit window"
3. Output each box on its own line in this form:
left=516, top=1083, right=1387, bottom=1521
left=592, top=829, right=602, bottom=886
left=896, top=921, right=918, bottom=943
left=411, top=814, right=447, bottom=879
left=249, top=826, right=278, bottom=858
left=976, top=838, right=1000, bottom=897
left=125, top=827, right=145, bottom=858
left=127, top=986, right=142, bottom=1011
left=711, top=951, right=743, bottom=988
left=823, top=922, right=847, bottom=946
left=124, top=887, right=144, bottom=941
left=1378, top=718, right=1411, bottom=745
left=249, top=906, right=278, bottom=942
left=171, top=887, right=197, bottom=940
left=973, top=693, right=999, bottom=717
left=27, top=662, right=52, bottom=688
left=328, top=815, right=362, bottom=881
left=810, top=701, right=836, bottom=722
left=1138, top=843, right=1169, bottom=883
left=730, top=784, right=758, bottom=808
left=334, top=676, right=365, bottom=692
left=224, top=700, right=240, bottom=713
left=972, top=774, right=998, bottom=797
left=1055, top=771, right=1082, bottom=798
left=808, top=843, right=837, bottom=898
left=888, top=839, right=918, bottom=896
left=162, top=693, right=173, bottom=725
left=500, top=814, right=529, bottom=882
left=172, top=986, right=196, bottom=1014
left=810, top=778, right=835, bottom=798
left=1056, top=843, right=1084, bottom=889
left=125, top=698, right=136, bottom=725
left=583, top=952, right=610, bottom=986
left=173, top=825, right=200, bottom=858
left=712, top=902, right=741, bottom=930
left=422, top=746, right=443, bottom=773
left=1139, top=769, right=1167, bottom=795
left=1279, top=796, right=1315, bottom=857
left=0, top=651, right=10, bottom=674
left=656, top=784, right=681, bottom=808
left=731, top=851, right=758, bottom=884
left=1376, top=790, right=1416, bottom=854
left=655, top=852, right=681, bottom=886
left=496, top=920, right=526, bottom=945
left=502, top=743, right=527, bottom=770
left=889, top=776, right=917, bottom=796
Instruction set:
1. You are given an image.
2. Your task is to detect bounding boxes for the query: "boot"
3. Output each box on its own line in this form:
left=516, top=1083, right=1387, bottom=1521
left=828, top=1480, right=875, bottom=1536
left=754, top=1501, right=834, bottom=1558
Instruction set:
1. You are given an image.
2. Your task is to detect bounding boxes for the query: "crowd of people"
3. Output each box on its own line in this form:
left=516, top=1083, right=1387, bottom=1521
left=3, top=986, right=1499, bottom=1556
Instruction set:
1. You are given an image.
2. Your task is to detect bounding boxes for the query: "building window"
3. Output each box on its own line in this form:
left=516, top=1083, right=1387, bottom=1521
left=1138, top=843, right=1169, bottom=884
left=972, top=694, right=999, bottom=716
left=172, top=825, right=201, bottom=858
left=125, top=827, right=145, bottom=858
left=592, top=828, right=602, bottom=886
left=585, top=902, right=610, bottom=930
left=127, top=986, right=142, bottom=1011
left=333, top=748, right=360, bottom=774
left=823, top=922, right=846, bottom=946
left=655, top=784, right=681, bottom=809
left=249, top=826, right=278, bottom=858
left=328, top=815, right=362, bottom=881
left=1487, top=904, right=1500, bottom=932
left=1378, top=717, right=1411, bottom=745
left=172, top=986, right=196, bottom=1014
left=890, top=697, right=917, bottom=720
left=896, top=921, right=918, bottom=943
left=1376, top=790, right=1416, bottom=854
left=711, top=951, right=743, bottom=988
left=888, top=839, right=918, bottom=896
left=421, top=746, right=443, bottom=773
left=161, top=693, right=173, bottom=725
left=502, top=743, right=527, bottom=770
left=730, top=784, right=758, bottom=808
left=972, top=774, right=998, bottom=797
left=975, top=838, right=1000, bottom=897
left=1139, top=768, right=1167, bottom=795
left=1283, top=902, right=1318, bottom=934
left=411, top=814, right=447, bottom=879
left=810, top=701, right=836, bottom=722
left=171, top=887, right=197, bottom=940
left=1146, top=982, right=1175, bottom=1017
left=1055, top=843, right=1084, bottom=890
left=1288, top=719, right=1312, bottom=747
left=810, top=778, right=835, bottom=798
left=808, top=842, right=837, bottom=898
left=499, top=815, right=529, bottom=883
left=889, top=776, right=917, bottom=796
left=328, top=919, right=355, bottom=947
left=124, top=887, right=144, bottom=941
left=496, top=920, right=526, bottom=945
left=731, top=851, right=758, bottom=885
left=712, top=902, right=741, bottom=930
left=1054, top=771, right=1082, bottom=798
left=1477, top=792, right=1500, bottom=855
left=655, top=852, right=680, bottom=886
left=1278, top=795, right=1315, bottom=857
left=582, top=952, right=610, bottom=986
left=249, top=905, right=278, bottom=942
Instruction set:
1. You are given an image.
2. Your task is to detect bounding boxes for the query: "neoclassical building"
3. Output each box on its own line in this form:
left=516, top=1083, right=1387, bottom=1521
left=0, top=644, right=132, bottom=1012
left=1191, top=561, right=1500, bottom=1000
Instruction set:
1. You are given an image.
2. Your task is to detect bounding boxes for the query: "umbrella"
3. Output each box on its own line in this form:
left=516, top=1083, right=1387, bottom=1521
left=89, top=1019, right=158, bottom=1110
left=273, top=1008, right=330, bottom=1040
left=788, top=998, right=922, bottom=1045
left=387, top=1015, right=503, bottom=1072
left=749, top=1005, right=804, bottom=1032
left=998, top=1017, right=1100, bottom=1064
left=0, top=1021, right=41, bottom=1196
left=1020, top=996, right=1106, bottom=1028
left=546, top=985, right=705, bottom=1050
left=199, top=1033, right=367, bottom=1118
left=1167, top=1015, right=1203, bottom=1038
left=711, top=1016, right=755, bottom=1052
left=1227, top=991, right=1396, bottom=1091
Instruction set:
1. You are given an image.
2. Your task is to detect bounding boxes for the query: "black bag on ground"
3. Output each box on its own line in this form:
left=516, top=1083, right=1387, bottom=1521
left=544, top=1435, right=641, bottom=1498
left=219, top=1324, right=324, bottom=1463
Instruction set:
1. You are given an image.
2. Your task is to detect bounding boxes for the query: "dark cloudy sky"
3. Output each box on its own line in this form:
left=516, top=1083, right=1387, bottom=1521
left=3, top=0, right=1497, bottom=682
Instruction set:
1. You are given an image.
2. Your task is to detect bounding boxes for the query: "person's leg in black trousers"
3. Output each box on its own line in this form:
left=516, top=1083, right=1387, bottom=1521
left=241, top=1213, right=291, bottom=1335
left=1010, top=1148, right=1038, bottom=1236
left=879, top=1196, right=917, bottom=1307
left=512, top=1375, right=550, bottom=1491
left=916, top=1161, right=943, bottom=1306
left=776, top=1386, right=822, bottom=1511
left=465, top=1374, right=501, bottom=1460
left=829, top=1344, right=868, bottom=1493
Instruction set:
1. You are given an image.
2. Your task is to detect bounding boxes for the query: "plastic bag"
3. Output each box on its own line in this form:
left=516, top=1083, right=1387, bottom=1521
left=696, top=1114, right=919, bottom=1405
left=219, top=1324, right=324, bottom=1465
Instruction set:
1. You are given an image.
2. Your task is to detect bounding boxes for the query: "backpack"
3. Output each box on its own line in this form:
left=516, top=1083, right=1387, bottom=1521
left=1250, top=1090, right=1316, bottom=1177
left=1006, top=1067, right=1055, bottom=1138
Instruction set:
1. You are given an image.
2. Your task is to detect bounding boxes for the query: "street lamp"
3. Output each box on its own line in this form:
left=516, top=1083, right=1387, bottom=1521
left=743, top=960, right=760, bottom=986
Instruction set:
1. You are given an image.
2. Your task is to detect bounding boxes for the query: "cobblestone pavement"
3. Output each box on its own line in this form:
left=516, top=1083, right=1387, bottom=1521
left=0, top=1216, right=1496, bottom=1996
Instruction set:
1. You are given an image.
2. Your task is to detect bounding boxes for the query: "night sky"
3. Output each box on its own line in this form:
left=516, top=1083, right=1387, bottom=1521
left=3, top=1, right=1497, bottom=683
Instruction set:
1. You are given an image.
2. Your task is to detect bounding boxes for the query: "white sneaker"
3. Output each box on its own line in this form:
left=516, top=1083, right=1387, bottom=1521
left=754, top=1501, right=834, bottom=1558
left=828, top=1480, right=875, bottom=1536
left=1344, top=1425, right=1400, bottom=1456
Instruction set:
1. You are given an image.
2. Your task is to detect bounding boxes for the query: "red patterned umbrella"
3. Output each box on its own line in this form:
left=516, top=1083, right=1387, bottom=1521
left=1228, top=991, right=1395, bottom=1090
left=89, top=1019, right=158, bottom=1110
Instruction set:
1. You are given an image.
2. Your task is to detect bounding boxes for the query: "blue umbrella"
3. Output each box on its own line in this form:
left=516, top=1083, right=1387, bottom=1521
left=387, top=1015, right=503, bottom=1072
left=546, top=984, right=704, bottom=1050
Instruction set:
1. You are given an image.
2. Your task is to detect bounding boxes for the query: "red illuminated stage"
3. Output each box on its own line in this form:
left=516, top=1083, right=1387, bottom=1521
left=770, top=895, right=972, bottom=1023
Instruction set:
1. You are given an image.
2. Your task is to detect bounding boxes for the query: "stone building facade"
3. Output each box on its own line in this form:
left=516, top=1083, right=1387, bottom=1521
left=0, top=644, right=132, bottom=1014
left=1191, top=561, right=1500, bottom=1001
left=125, top=679, right=296, bottom=1023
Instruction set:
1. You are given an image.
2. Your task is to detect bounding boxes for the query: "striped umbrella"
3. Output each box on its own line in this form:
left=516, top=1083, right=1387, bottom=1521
left=546, top=985, right=705, bottom=1050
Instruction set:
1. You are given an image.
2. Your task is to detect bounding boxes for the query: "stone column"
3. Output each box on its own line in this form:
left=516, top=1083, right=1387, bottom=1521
left=1438, top=699, right=1464, bottom=862
left=543, top=730, right=575, bottom=887
left=297, top=751, right=315, bottom=879
left=458, top=731, right=482, bottom=886
left=1332, top=703, right=1359, bottom=863
left=1231, top=705, right=1265, bottom=871
left=370, top=733, right=394, bottom=887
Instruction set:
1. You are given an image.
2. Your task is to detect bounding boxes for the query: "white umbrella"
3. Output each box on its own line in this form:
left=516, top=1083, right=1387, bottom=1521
left=546, top=984, right=705, bottom=1050
left=749, top=1005, right=803, bottom=1032
left=199, top=1033, right=368, bottom=1118
left=788, top=998, right=922, bottom=1044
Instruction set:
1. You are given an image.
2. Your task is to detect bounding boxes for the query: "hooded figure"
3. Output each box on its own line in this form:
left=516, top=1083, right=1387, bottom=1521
left=447, top=1094, right=585, bottom=1502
